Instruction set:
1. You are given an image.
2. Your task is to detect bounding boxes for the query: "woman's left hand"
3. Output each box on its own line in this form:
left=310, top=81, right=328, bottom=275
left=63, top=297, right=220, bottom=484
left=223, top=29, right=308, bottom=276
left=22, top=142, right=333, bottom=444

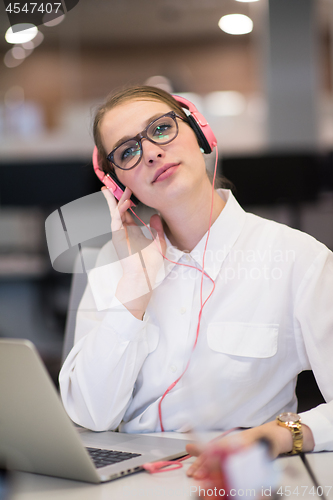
left=186, top=421, right=315, bottom=480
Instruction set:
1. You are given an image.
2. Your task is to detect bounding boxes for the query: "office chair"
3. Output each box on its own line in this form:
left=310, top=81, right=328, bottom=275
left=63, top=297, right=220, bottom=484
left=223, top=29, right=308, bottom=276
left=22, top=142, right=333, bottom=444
left=61, top=247, right=100, bottom=365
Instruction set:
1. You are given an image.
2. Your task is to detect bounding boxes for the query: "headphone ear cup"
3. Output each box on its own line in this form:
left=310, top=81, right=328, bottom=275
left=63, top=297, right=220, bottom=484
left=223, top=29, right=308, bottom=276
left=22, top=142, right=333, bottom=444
left=186, top=115, right=213, bottom=154
left=92, top=147, right=139, bottom=206
left=172, top=94, right=217, bottom=154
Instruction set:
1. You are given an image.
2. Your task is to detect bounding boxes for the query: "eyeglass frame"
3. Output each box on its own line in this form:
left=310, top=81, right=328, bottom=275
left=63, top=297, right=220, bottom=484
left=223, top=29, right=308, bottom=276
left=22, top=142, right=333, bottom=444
left=106, top=111, right=184, bottom=171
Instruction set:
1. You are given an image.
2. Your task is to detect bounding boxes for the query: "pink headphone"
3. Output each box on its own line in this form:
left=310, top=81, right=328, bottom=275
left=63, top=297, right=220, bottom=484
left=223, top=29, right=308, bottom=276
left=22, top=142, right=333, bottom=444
left=92, top=94, right=217, bottom=206
left=173, top=95, right=217, bottom=154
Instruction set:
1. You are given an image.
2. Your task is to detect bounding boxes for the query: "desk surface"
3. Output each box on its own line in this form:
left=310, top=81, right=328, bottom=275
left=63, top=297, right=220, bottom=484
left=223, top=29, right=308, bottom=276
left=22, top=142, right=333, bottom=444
left=304, top=453, right=333, bottom=499
left=8, top=431, right=333, bottom=500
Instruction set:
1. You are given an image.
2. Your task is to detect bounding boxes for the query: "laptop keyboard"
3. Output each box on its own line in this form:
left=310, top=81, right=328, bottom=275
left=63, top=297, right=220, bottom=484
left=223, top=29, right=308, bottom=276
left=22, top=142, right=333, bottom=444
left=86, top=447, right=142, bottom=469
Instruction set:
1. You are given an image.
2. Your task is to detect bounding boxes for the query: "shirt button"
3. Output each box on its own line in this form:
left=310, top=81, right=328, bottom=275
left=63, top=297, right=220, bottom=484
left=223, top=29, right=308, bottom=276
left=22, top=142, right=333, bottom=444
left=185, top=254, right=191, bottom=262
left=180, top=307, right=186, bottom=315
left=170, top=364, right=177, bottom=373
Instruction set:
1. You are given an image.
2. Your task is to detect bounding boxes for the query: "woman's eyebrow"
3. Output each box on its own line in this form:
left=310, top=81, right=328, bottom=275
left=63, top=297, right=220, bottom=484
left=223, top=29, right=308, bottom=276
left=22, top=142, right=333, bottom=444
left=111, top=112, right=170, bottom=151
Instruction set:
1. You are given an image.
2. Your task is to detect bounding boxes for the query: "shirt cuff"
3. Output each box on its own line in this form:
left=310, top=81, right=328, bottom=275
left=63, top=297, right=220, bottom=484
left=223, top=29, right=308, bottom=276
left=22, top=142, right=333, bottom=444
left=300, top=403, right=333, bottom=452
left=102, top=295, right=148, bottom=342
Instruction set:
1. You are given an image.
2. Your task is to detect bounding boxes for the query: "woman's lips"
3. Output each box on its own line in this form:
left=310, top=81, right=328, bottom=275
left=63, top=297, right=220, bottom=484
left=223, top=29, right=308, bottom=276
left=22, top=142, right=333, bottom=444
left=153, top=163, right=180, bottom=183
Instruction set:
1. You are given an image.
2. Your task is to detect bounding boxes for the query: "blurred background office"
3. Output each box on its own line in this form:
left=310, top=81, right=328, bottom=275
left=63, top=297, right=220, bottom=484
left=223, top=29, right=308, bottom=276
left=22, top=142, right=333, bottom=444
left=0, top=0, right=332, bottom=406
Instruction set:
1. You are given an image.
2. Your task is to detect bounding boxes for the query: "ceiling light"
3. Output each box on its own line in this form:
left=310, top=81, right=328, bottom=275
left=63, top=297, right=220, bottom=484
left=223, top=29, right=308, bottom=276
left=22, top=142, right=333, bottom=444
left=21, top=41, right=34, bottom=50
left=5, top=24, right=38, bottom=44
left=28, top=31, right=44, bottom=48
left=218, top=14, right=253, bottom=35
left=176, top=93, right=204, bottom=113
left=43, top=11, right=65, bottom=27
left=11, top=46, right=26, bottom=60
left=204, top=91, right=246, bottom=116
left=21, top=31, right=44, bottom=51
left=235, top=0, right=260, bottom=3
left=144, top=76, right=173, bottom=93
left=4, top=50, right=24, bottom=68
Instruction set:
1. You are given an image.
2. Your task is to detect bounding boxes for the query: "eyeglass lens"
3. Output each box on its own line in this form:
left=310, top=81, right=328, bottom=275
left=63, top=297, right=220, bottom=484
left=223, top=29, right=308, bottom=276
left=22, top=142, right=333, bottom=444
left=113, top=114, right=178, bottom=170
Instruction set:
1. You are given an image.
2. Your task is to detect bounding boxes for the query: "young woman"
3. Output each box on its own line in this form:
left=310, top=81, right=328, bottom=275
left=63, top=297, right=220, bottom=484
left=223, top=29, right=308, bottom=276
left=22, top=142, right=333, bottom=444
left=59, top=86, right=333, bottom=470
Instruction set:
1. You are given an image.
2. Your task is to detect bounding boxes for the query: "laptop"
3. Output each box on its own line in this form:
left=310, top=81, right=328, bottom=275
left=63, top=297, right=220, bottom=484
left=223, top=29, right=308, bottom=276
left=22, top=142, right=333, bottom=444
left=0, top=339, right=192, bottom=483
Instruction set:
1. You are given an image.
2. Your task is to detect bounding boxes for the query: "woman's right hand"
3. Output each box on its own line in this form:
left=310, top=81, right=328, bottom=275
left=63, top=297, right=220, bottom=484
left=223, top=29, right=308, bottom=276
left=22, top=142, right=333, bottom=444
left=102, top=186, right=166, bottom=319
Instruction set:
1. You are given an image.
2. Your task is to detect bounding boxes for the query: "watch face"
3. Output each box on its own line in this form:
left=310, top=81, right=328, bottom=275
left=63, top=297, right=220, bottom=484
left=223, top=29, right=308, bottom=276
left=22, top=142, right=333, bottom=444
left=279, top=412, right=300, bottom=423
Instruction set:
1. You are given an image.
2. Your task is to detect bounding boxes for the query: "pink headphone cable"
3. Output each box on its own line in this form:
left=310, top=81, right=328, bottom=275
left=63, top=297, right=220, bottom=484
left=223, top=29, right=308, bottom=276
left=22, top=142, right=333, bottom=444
left=129, top=149, right=219, bottom=431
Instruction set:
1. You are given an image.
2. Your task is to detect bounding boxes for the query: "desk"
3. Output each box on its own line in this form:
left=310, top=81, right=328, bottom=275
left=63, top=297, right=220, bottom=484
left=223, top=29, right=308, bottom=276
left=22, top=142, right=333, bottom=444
left=7, top=432, right=333, bottom=500
left=304, top=453, right=333, bottom=499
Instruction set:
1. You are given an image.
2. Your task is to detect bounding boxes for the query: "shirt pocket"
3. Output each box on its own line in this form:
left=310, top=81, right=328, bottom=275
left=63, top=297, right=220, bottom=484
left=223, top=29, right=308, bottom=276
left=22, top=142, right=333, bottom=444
left=207, top=322, right=278, bottom=358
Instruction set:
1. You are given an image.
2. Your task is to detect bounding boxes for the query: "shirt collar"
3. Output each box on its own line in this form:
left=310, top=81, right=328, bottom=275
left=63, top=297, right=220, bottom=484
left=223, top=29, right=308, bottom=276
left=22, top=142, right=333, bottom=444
left=163, top=189, right=247, bottom=280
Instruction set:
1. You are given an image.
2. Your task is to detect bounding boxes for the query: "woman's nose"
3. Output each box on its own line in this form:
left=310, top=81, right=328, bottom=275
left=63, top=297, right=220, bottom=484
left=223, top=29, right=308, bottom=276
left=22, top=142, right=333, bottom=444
left=141, top=139, right=165, bottom=165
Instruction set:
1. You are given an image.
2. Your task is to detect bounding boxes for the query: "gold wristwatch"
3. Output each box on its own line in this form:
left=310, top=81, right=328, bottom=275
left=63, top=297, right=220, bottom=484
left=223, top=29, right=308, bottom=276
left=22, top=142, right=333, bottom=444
left=276, top=412, right=303, bottom=454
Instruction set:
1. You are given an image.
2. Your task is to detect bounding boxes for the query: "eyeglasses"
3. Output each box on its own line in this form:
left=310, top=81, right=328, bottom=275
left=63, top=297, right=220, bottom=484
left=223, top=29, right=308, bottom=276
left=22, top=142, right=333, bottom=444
left=107, top=111, right=183, bottom=170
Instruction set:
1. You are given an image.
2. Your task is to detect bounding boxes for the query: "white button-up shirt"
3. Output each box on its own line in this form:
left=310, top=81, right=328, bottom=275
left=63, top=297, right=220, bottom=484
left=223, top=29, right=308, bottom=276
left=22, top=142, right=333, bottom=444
left=59, top=190, right=333, bottom=452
